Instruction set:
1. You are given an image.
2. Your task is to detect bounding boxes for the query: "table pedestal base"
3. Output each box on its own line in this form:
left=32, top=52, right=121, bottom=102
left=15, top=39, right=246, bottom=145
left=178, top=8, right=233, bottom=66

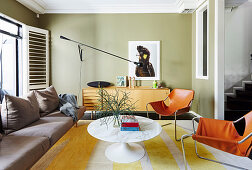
left=105, top=143, right=145, bottom=163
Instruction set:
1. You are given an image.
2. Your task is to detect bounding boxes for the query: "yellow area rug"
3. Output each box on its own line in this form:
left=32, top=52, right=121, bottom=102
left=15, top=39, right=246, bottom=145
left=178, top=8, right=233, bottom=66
left=31, top=120, right=251, bottom=170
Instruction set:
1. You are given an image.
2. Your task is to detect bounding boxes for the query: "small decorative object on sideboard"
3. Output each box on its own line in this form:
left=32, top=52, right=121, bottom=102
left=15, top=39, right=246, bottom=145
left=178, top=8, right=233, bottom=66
left=128, top=76, right=136, bottom=88
left=132, top=77, right=135, bottom=88
left=87, top=81, right=111, bottom=88
left=128, top=77, right=132, bottom=88
left=116, top=76, right=128, bottom=87
left=121, top=115, right=140, bottom=131
left=153, top=80, right=157, bottom=89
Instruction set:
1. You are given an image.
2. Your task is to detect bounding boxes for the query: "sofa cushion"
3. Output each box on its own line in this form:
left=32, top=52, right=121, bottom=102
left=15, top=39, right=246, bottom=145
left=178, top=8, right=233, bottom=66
left=44, top=110, right=67, bottom=118
left=0, top=135, right=49, bottom=170
left=9, top=116, right=73, bottom=146
left=35, top=86, right=59, bottom=116
left=1, top=91, right=40, bottom=134
left=45, top=107, right=86, bottom=121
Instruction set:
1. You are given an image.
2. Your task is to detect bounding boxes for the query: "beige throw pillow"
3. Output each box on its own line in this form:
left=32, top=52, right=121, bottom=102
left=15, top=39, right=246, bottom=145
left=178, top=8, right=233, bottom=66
left=1, top=91, right=40, bottom=134
left=35, top=86, right=59, bottom=116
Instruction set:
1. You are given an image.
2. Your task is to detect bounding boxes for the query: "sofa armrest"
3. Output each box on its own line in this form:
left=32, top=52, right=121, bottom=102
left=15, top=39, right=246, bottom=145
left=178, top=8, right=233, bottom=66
left=77, top=106, right=86, bottom=121
left=75, top=106, right=86, bottom=127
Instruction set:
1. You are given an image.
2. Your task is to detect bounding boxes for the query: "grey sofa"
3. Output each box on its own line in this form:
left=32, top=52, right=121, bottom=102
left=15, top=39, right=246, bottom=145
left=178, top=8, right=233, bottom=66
left=0, top=105, right=86, bottom=170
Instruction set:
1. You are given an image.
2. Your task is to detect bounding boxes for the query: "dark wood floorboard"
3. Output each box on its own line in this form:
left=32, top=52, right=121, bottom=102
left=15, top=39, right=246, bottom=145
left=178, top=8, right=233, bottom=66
left=81, top=112, right=196, bottom=120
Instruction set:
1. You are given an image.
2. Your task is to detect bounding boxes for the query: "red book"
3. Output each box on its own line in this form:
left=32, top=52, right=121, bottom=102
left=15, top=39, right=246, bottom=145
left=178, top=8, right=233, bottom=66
left=121, top=122, right=139, bottom=127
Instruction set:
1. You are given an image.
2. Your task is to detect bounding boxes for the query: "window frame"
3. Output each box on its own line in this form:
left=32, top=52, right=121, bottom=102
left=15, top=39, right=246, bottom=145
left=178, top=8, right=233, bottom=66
left=196, top=1, right=209, bottom=80
left=0, top=14, right=23, bottom=96
left=0, top=15, right=22, bottom=39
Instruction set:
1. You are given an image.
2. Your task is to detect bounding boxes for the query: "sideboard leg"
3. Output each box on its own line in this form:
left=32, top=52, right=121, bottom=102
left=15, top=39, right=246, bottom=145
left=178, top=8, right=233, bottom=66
left=146, top=103, right=150, bottom=118
left=91, top=111, right=93, bottom=120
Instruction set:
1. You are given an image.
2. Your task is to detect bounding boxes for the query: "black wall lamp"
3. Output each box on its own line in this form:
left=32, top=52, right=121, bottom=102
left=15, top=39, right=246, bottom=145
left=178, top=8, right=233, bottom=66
left=60, top=35, right=143, bottom=67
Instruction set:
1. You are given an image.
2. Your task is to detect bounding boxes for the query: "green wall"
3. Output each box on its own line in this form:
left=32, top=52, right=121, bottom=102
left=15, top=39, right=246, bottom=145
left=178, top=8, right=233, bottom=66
left=0, top=0, right=216, bottom=117
left=39, top=14, right=192, bottom=97
left=191, top=0, right=215, bottom=118
left=0, top=0, right=38, bottom=26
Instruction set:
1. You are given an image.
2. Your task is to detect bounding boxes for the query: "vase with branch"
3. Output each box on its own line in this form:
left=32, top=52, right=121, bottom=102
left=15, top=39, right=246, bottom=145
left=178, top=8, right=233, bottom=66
left=95, top=88, right=137, bottom=128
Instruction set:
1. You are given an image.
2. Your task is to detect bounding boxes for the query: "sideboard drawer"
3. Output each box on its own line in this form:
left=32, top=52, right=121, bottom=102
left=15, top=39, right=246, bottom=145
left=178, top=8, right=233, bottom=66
left=82, top=89, right=100, bottom=111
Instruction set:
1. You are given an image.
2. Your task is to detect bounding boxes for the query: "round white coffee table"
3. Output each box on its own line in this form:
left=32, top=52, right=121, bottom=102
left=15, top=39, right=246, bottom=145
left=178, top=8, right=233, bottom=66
left=87, top=116, right=162, bottom=163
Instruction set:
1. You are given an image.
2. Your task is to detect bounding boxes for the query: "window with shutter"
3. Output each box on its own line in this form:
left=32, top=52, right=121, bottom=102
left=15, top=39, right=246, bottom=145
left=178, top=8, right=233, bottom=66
left=23, top=26, right=49, bottom=93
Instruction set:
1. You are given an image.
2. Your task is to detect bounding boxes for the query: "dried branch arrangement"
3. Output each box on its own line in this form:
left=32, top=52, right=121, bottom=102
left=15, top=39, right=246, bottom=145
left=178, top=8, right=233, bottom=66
left=95, top=88, right=137, bottom=127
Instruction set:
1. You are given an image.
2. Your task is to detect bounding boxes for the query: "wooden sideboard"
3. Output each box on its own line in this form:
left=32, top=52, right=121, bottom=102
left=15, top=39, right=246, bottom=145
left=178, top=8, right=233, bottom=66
left=82, top=86, right=170, bottom=112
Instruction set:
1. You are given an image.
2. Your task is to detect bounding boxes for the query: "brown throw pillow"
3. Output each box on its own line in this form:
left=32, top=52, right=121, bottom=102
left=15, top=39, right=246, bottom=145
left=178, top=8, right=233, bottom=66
left=35, top=86, right=59, bottom=116
left=1, top=91, right=40, bottom=134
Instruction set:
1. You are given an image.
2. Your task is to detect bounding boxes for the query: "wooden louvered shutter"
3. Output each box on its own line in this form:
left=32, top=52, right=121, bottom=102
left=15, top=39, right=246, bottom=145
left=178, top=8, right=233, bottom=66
left=23, top=26, right=49, bottom=94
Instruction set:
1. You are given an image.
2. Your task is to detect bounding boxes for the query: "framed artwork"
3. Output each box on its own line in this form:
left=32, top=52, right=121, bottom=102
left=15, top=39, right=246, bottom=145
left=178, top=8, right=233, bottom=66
left=128, top=41, right=160, bottom=80
left=116, top=76, right=128, bottom=87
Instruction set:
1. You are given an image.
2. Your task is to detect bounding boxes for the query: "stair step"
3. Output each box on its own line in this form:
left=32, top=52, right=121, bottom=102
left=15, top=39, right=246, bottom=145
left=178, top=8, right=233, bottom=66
left=225, top=78, right=252, bottom=120
left=224, top=110, right=249, bottom=121
left=242, top=80, right=252, bottom=85
left=233, top=87, right=243, bottom=94
left=226, top=101, right=252, bottom=110
left=245, top=83, right=252, bottom=91
left=227, top=96, right=252, bottom=102
left=226, top=96, right=252, bottom=110
left=224, top=103, right=249, bottom=121
left=224, top=93, right=235, bottom=101
left=235, top=90, right=252, bottom=99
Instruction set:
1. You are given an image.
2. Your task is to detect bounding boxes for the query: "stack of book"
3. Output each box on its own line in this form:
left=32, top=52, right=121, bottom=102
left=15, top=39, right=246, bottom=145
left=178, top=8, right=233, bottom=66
left=120, top=115, right=140, bottom=131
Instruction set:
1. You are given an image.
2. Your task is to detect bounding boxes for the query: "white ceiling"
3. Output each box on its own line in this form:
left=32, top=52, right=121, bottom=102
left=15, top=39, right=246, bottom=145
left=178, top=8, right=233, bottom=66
left=17, top=0, right=205, bottom=14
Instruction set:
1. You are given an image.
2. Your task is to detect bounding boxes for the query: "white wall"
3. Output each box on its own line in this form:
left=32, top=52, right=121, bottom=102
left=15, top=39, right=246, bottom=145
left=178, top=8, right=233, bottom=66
left=225, top=2, right=252, bottom=91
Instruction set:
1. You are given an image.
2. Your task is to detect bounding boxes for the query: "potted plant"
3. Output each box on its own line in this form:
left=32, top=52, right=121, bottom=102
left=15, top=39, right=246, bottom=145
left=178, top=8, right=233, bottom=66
left=95, top=88, right=137, bottom=127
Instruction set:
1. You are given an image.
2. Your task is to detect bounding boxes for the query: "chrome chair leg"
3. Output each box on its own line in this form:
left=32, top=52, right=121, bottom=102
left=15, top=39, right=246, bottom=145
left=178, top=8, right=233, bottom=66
left=174, top=111, right=179, bottom=141
left=181, top=133, right=193, bottom=170
left=146, top=103, right=150, bottom=118
left=193, top=140, right=247, bottom=170
left=174, top=112, right=191, bottom=141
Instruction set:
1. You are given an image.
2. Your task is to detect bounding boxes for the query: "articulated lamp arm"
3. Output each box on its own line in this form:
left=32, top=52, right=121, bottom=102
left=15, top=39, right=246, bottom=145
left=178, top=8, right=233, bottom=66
left=60, top=35, right=143, bottom=66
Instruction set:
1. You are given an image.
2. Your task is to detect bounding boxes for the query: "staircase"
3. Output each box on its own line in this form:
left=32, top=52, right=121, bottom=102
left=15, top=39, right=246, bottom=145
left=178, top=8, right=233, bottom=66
left=225, top=81, right=252, bottom=121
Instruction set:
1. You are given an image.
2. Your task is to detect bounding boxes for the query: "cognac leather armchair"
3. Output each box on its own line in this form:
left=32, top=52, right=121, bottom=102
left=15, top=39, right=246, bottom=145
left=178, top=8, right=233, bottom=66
left=146, top=88, right=194, bottom=141
left=181, top=111, right=252, bottom=169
